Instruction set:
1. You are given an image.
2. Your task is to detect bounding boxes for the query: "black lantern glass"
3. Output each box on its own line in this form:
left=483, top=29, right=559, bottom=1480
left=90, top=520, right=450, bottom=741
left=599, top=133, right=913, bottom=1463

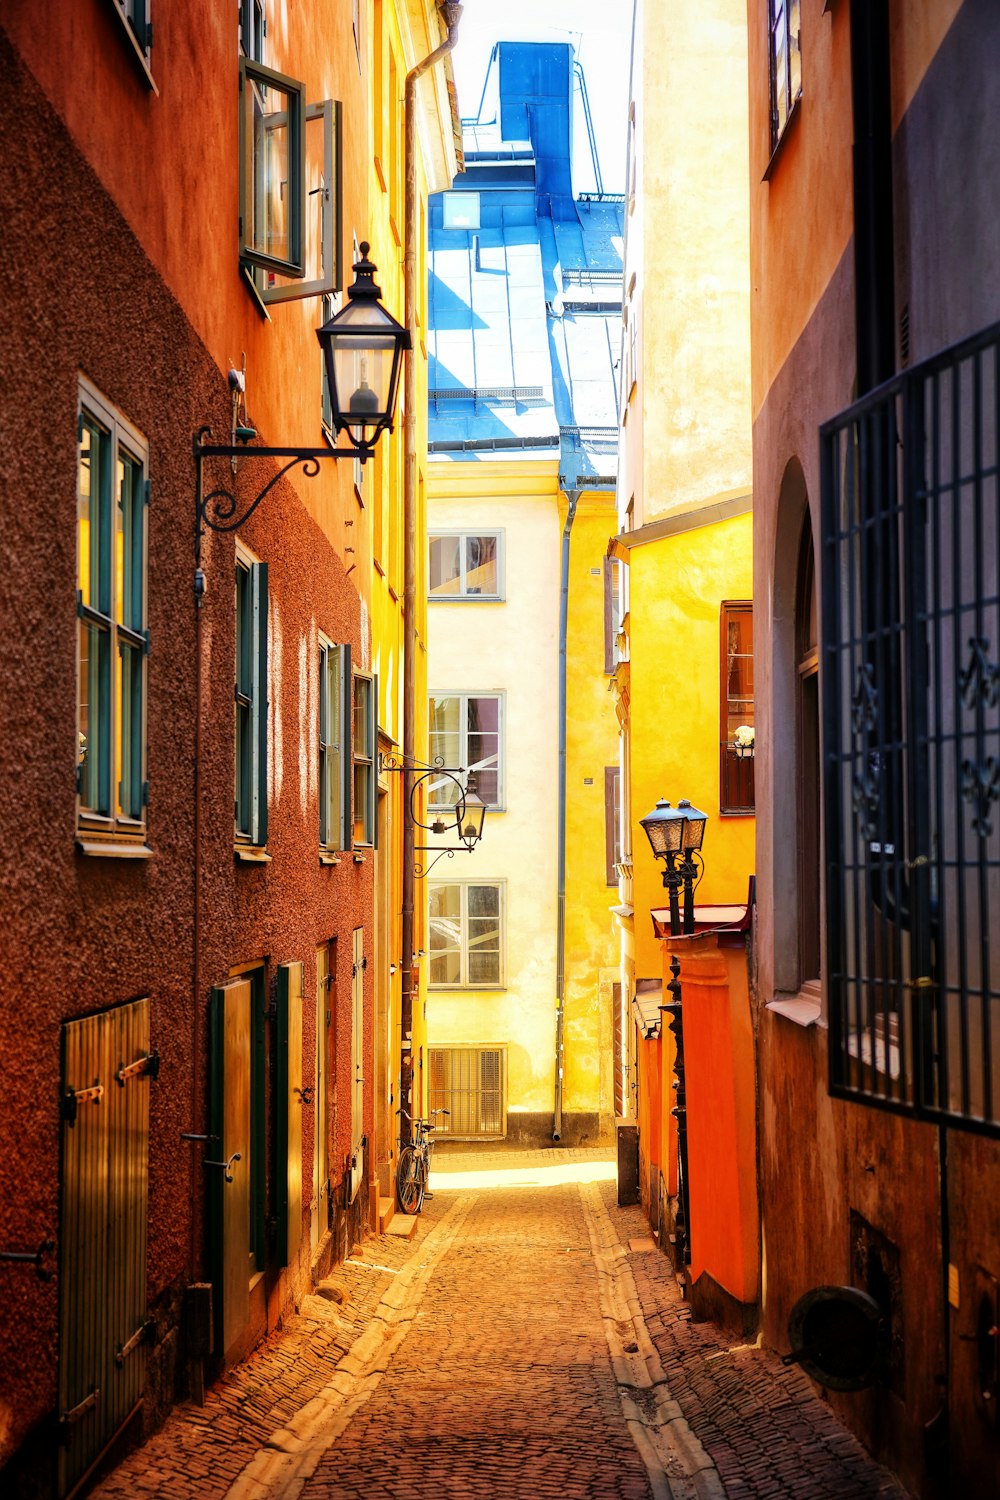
left=639, top=799, right=686, bottom=857
left=679, top=799, right=708, bottom=851
left=317, top=243, right=410, bottom=457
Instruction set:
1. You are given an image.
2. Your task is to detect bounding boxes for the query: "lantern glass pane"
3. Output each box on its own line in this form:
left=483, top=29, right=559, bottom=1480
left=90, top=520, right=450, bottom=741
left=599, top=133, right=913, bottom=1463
left=332, top=335, right=397, bottom=422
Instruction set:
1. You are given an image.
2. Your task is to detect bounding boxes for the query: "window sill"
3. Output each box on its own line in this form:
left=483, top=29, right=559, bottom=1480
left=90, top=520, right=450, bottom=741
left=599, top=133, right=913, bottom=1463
left=107, top=5, right=159, bottom=95
left=427, top=595, right=505, bottom=605
left=239, top=264, right=272, bottom=322
left=235, top=846, right=272, bottom=864
left=319, top=852, right=342, bottom=866
left=763, top=93, right=802, bottom=182
left=77, top=839, right=153, bottom=859
left=766, top=985, right=822, bottom=1028
left=719, top=808, right=756, bottom=819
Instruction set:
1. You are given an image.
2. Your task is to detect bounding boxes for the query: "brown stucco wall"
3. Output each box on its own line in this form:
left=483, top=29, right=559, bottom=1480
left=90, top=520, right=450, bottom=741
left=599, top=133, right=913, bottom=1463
left=750, top=3, right=1000, bottom=1493
left=0, top=24, right=373, bottom=1481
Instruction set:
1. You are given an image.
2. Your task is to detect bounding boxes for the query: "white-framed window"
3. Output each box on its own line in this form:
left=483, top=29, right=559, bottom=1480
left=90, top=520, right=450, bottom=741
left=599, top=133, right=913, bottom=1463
left=319, top=638, right=351, bottom=851
left=428, top=880, right=505, bottom=988
left=768, top=0, right=802, bottom=153
left=428, top=694, right=503, bottom=809
left=442, top=191, right=480, bottom=230
left=428, top=530, right=503, bottom=599
left=235, top=543, right=268, bottom=847
left=352, top=671, right=377, bottom=847
left=76, top=378, right=149, bottom=848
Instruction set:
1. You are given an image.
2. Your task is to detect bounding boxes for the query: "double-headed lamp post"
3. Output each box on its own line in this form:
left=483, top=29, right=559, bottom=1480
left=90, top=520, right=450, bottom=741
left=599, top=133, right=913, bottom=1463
left=638, top=797, right=708, bottom=938
left=638, top=797, right=708, bottom=1270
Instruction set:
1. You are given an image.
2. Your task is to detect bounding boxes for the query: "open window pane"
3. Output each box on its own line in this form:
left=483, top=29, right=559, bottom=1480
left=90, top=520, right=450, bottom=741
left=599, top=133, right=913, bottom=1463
left=261, top=100, right=341, bottom=304
left=240, top=59, right=306, bottom=278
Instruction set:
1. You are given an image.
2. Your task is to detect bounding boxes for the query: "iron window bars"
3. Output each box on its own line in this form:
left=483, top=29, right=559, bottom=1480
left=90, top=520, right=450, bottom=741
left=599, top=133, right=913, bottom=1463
left=821, top=317, right=1000, bottom=1136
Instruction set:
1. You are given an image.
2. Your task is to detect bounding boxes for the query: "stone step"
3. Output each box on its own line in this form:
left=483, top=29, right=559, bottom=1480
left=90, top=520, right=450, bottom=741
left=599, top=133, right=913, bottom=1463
left=377, top=1196, right=395, bottom=1233
left=384, top=1213, right=418, bottom=1238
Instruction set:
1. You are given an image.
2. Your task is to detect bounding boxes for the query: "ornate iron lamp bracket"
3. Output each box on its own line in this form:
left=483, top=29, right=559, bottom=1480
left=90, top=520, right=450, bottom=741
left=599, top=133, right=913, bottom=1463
left=378, top=751, right=484, bottom=877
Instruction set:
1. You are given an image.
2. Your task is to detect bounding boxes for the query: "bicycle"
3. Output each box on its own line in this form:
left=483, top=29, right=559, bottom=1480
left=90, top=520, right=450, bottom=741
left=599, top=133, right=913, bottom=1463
left=395, top=1109, right=450, bottom=1214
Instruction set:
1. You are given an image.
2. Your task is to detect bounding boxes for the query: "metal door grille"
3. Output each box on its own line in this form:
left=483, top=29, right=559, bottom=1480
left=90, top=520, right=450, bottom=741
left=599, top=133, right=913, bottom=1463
left=58, top=998, right=151, bottom=1496
left=428, top=1047, right=506, bottom=1139
left=821, top=318, right=1000, bottom=1134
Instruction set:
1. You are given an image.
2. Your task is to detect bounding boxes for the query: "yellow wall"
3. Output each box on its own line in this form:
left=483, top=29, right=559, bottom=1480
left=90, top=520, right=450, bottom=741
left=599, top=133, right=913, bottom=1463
left=624, top=511, right=755, bottom=984
left=621, top=0, right=751, bottom=526
left=564, top=493, right=621, bottom=1121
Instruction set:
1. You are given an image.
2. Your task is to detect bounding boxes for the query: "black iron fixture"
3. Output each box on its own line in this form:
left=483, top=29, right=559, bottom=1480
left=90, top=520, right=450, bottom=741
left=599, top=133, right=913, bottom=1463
left=194, top=244, right=409, bottom=563
left=640, top=797, right=709, bottom=1273
left=380, top=752, right=486, bottom=877
left=639, top=797, right=707, bottom=937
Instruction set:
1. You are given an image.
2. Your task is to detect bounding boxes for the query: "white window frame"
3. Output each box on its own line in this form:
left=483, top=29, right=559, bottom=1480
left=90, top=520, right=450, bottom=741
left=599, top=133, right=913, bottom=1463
left=427, top=692, right=504, bottom=811
left=319, top=637, right=352, bottom=852
left=428, top=879, right=506, bottom=990
left=76, top=377, right=149, bottom=851
left=428, top=529, right=505, bottom=601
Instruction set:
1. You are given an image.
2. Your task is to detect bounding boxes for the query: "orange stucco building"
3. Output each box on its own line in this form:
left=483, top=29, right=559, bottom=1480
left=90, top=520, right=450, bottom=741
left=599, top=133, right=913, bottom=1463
left=0, top=2, right=458, bottom=1493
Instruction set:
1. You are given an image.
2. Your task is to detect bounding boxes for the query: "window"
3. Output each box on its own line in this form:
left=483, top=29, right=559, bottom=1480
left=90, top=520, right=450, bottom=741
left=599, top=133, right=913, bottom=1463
left=77, top=380, right=148, bottom=847
left=108, top=0, right=154, bottom=81
left=720, top=601, right=754, bottom=814
left=428, top=531, right=503, bottom=599
left=428, top=881, right=504, bottom=988
left=352, top=672, right=376, bottom=847
left=768, top=0, right=802, bottom=153
left=442, top=192, right=481, bottom=230
left=239, top=58, right=306, bottom=279
left=428, top=694, right=502, bottom=809
left=429, top=1046, right=506, bottom=1138
left=235, top=549, right=268, bottom=846
left=240, top=0, right=265, bottom=62
left=604, top=558, right=622, bottom=673
left=319, top=639, right=351, bottom=851
left=605, top=766, right=621, bottom=885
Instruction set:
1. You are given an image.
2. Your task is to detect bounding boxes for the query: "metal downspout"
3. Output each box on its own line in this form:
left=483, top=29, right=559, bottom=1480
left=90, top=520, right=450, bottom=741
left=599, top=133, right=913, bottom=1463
left=554, top=490, right=580, bottom=1141
left=400, top=3, right=462, bottom=1150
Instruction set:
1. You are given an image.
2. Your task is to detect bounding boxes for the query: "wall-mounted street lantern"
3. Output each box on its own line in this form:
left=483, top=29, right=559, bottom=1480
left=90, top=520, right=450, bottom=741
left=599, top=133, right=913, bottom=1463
left=640, top=797, right=708, bottom=1272
left=379, top=754, right=486, bottom=878
left=193, top=244, right=409, bottom=565
left=639, top=797, right=707, bottom=937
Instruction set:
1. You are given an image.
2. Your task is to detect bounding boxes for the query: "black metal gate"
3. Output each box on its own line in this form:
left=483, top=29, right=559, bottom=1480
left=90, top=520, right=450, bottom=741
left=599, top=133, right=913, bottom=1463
left=58, top=998, right=153, bottom=1495
left=821, top=319, right=1000, bottom=1135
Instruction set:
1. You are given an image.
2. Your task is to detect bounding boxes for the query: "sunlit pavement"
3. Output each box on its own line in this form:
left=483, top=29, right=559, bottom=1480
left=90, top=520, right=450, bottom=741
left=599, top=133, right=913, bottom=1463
left=90, top=1148, right=912, bottom=1500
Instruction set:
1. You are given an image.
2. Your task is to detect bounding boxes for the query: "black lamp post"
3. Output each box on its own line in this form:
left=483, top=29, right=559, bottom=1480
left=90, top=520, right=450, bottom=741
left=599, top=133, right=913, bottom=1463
left=194, top=243, right=409, bottom=564
left=639, top=797, right=708, bottom=1271
left=639, top=797, right=707, bottom=937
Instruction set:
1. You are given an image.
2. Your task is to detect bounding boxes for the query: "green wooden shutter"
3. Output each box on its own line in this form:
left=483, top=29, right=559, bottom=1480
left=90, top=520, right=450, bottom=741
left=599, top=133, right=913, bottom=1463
left=276, top=962, right=304, bottom=1269
left=254, top=563, right=269, bottom=845
left=208, top=981, right=251, bottom=1359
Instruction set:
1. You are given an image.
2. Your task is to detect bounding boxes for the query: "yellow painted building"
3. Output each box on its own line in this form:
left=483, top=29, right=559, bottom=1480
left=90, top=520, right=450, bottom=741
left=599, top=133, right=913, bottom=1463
left=366, top=0, right=461, bottom=1214
left=424, top=463, right=620, bottom=1142
left=613, top=0, right=755, bottom=1193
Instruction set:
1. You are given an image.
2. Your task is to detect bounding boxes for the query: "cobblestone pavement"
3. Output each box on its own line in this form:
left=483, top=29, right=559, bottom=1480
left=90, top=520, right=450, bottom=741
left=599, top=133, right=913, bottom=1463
left=90, top=1149, right=911, bottom=1500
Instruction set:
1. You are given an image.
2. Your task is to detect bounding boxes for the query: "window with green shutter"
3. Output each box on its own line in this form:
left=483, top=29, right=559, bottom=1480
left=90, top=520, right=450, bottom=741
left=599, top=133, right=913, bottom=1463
left=76, top=379, right=149, bottom=852
left=235, top=549, right=268, bottom=847
left=319, top=638, right=352, bottom=852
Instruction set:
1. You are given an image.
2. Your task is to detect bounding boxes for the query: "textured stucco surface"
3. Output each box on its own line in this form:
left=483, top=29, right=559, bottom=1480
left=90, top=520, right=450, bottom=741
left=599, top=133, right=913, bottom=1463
left=0, top=26, right=372, bottom=1476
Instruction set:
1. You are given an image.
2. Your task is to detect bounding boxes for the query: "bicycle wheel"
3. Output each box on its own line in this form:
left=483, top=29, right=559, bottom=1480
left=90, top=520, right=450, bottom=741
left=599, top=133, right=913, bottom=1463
left=396, top=1145, right=424, bottom=1214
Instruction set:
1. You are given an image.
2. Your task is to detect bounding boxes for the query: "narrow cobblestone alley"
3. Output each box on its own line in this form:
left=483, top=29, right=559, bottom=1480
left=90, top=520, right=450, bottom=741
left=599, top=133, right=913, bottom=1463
left=90, top=1153, right=910, bottom=1500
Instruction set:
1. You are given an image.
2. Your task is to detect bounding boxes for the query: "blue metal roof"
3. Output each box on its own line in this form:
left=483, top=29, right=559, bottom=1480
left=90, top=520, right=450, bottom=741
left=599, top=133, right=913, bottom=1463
left=428, top=41, right=623, bottom=484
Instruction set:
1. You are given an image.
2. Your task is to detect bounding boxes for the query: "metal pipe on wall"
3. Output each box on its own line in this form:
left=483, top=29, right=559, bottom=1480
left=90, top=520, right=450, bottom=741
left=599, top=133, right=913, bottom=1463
left=554, top=490, right=580, bottom=1141
left=400, top=2, right=462, bottom=1149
